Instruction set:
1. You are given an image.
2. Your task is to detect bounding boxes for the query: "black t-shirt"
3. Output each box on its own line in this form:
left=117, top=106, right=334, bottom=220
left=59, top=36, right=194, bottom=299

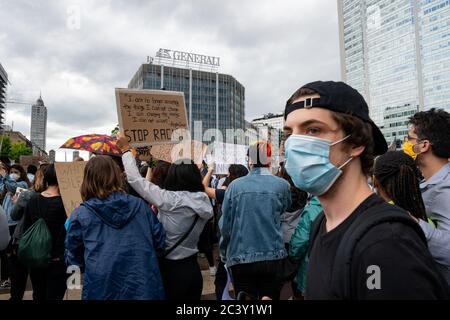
left=305, top=194, right=449, bottom=300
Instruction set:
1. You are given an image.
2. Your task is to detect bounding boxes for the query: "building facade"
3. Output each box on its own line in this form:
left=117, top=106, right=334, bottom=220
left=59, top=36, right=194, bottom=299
left=2, top=130, right=47, bottom=158
left=0, top=63, right=8, bottom=130
left=128, top=50, right=245, bottom=139
left=251, top=113, right=284, bottom=132
left=338, top=0, right=450, bottom=144
left=251, top=113, right=284, bottom=148
left=30, top=94, right=47, bottom=151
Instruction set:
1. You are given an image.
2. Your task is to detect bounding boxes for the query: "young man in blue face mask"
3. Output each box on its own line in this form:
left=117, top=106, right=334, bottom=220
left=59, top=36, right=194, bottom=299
left=283, top=81, right=449, bottom=299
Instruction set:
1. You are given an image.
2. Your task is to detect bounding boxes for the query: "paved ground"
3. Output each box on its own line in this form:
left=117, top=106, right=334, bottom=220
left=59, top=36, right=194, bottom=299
left=0, top=269, right=217, bottom=300
left=0, top=247, right=221, bottom=300
left=0, top=245, right=293, bottom=300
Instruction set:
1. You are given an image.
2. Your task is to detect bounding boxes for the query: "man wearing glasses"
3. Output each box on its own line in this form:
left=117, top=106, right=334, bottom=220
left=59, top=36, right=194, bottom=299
left=404, top=108, right=450, bottom=287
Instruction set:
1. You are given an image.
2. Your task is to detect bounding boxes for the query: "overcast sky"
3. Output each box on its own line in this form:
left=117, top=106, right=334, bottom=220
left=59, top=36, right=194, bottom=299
left=0, top=0, right=341, bottom=160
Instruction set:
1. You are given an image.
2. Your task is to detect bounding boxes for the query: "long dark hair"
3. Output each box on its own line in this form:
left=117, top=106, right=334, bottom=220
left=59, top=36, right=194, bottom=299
left=222, top=164, right=249, bottom=187
left=151, top=160, right=171, bottom=189
left=277, top=165, right=308, bottom=212
left=164, top=159, right=204, bottom=192
left=373, top=151, right=426, bottom=220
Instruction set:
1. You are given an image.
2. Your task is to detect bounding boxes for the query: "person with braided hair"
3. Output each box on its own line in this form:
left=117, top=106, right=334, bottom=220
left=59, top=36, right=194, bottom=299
left=372, top=151, right=428, bottom=222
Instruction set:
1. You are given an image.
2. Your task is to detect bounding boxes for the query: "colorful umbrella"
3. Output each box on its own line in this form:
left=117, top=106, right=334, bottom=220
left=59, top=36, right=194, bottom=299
left=60, top=134, right=121, bottom=156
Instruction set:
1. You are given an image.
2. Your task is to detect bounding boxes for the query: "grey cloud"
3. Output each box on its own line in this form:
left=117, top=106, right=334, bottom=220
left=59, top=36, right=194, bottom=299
left=0, top=0, right=341, bottom=151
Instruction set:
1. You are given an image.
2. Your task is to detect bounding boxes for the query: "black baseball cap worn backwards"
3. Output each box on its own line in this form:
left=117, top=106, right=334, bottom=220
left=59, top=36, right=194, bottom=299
left=284, top=81, right=387, bottom=155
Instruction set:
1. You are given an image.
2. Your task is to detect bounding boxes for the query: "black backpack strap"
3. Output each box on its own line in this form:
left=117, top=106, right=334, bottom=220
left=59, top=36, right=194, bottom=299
left=307, top=211, right=325, bottom=257
left=330, top=202, right=427, bottom=300
left=163, top=214, right=200, bottom=258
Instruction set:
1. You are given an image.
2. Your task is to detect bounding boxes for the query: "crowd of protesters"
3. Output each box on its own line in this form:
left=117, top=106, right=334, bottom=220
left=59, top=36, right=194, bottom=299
left=1, top=80, right=450, bottom=300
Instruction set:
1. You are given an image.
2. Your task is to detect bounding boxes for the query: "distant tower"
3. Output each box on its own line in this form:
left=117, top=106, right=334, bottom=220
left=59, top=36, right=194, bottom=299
left=0, top=63, right=8, bottom=130
left=49, top=149, right=56, bottom=163
left=30, top=93, right=47, bottom=151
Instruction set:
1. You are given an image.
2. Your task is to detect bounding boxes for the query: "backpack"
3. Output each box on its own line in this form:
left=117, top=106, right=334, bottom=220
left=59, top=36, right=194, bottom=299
left=18, top=194, right=52, bottom=269
left=308, top=201, right=427, bottom=300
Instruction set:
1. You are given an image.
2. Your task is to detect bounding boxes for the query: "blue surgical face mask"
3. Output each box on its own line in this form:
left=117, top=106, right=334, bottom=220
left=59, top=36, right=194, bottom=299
left=284, top=134, right=352, bottom=196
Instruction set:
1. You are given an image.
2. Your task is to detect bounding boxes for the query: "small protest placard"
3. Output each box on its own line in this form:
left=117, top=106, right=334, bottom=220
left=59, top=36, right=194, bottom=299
left=205, top=142, right=248, bottom=174
left=150, top=140, right=206, bottom=164
left=54, top=162, right=86, bottom=217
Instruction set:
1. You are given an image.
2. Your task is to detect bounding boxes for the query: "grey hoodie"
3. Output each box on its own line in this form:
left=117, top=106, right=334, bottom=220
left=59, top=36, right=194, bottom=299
left=123, top=152, right=213, bottom=260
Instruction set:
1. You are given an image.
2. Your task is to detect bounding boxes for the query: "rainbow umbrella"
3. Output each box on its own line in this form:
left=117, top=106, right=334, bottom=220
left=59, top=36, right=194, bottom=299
left=60, top=134, right=121, bottom=156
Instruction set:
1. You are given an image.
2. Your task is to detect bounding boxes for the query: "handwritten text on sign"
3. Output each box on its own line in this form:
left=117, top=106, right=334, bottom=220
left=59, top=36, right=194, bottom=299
left=205, top=142, right=248, bottom=174
left=54, top=162, right=86, bottom=217
left=115, top=89, right=188, bottom=147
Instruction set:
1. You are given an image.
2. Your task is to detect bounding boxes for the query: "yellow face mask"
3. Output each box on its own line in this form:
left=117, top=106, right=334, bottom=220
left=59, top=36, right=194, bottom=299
left=402, top=140, right=418, bottom=160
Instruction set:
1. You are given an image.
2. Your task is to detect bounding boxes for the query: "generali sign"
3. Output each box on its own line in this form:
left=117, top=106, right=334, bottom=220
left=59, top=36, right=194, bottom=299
left=156, top=48, right=220, bottom=67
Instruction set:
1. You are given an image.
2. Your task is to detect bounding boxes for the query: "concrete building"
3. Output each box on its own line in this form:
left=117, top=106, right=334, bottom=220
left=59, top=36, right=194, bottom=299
left=128, top=49, right=245, bottom=137
left=30, top=94, right=47, bottom=151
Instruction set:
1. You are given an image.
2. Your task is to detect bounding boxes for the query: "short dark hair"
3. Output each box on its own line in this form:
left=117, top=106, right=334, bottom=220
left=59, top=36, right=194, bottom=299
left=222, top=164, right=249, bottom=187
left=408, top=108, right=450, bottom=159
left=287, top=87, right=375, bottom=176
left=81, top=156, right=123, bottom=201
left=27, top=165, right=37, bottom=175
left=164, top=159, right=204, bottom=192
left=43, top=164, right=58, bottom=187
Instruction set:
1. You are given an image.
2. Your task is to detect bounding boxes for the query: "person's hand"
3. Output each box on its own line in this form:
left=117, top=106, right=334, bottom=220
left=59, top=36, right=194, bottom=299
left=12, top=194, right=17, bottom=204
left=116, top=132, right=130, bottom=152
left=207, top=160, right=215, bottom=172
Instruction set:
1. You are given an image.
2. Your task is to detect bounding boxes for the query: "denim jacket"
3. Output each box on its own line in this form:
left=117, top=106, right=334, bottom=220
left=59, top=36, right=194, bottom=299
left=1, top=176, right=29, bottom=226
left=219, top=167, right=291, bottom=267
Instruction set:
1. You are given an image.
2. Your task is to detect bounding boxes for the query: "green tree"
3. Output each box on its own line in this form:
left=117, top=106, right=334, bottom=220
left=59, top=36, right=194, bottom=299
left=0, top=135, right=12, bottom=157
left=9, top=142, right=32, bottom=162
left=111, top=124, right=119, bottom=136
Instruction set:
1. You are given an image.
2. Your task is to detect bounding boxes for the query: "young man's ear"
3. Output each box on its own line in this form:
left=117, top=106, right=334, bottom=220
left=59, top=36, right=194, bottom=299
left=351, top=145, right=366, bottom=158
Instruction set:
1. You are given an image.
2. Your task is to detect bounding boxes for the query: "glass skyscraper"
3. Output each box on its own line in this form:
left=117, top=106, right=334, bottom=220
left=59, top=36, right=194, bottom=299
left=128, top=62, right=245, bottom=140
left=338, top=0, right=450, bottom=144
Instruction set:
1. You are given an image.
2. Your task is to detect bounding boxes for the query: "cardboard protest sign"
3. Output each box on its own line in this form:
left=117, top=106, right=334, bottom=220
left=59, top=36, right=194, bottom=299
left=115, top=88, right=188, bottom=147
left=151, top=140, right=207, bottom=164
left=54, top=162, right=86, bottom=217
left=205, top=142, right=248, bottom=174
left=135, top=145, right=152, bottom=162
